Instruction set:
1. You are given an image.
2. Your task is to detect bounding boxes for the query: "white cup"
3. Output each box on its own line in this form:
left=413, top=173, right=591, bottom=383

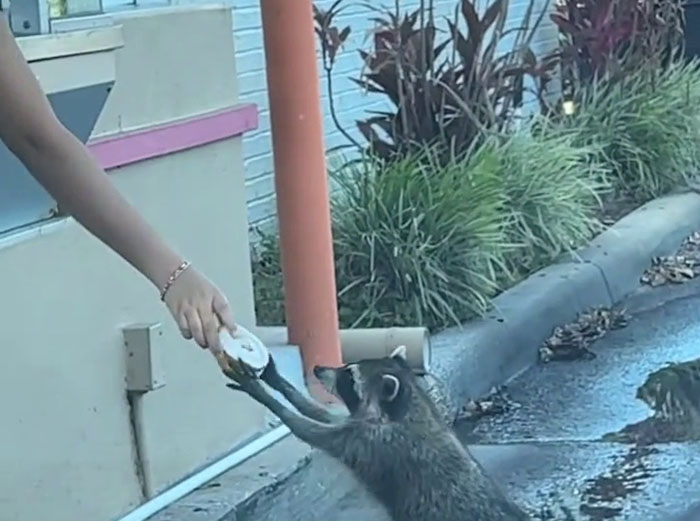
left=219, top=325, right=270, bottom=377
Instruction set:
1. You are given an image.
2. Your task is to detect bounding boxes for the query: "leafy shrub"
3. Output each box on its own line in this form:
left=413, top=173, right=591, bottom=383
left=250, top=149, right=510, bottom=329
left=251, top=0, right=698, bottom=332
left=491, top=119, right=609, bottom=274
left=547, top=0, right=684, bottom=102
left=330, top=149, right=510, bottom=329
left=314, top=0, right=556, bottom=162
left=553, top=59, right=700, bottom=203
left=250, top=228, right=285, bottom=326
left=251, top=125, right=609, bottom=329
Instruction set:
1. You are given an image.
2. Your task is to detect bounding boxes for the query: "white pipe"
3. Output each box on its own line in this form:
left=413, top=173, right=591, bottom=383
left=255, top=326, right=432, bottom=373
left=116, top=425, right=291, bottom=521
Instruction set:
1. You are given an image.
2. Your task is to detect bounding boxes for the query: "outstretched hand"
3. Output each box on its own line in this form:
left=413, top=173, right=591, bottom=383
left=0, top=14, right=238, bottom=357
left=161, top=265, right=237, bottom=353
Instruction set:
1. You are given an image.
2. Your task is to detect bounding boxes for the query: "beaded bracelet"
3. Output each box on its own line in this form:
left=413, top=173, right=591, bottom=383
left=160, top=260, right=192, bottom=301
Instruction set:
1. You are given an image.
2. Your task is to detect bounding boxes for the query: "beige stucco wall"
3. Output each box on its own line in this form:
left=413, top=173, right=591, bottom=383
left=0, top=5, right=266, bottom=521
left=92, top=5, right=240, bottom=136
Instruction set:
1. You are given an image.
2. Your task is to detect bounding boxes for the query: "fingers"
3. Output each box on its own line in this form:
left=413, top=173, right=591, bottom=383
left=176, top=304, right=228, bottom=353
left=201, top=310, right=223, bottom=354
left=175, top=312, right=193, bottom=340
left=213, top=294, right=237, bottom=334
left=184, top=307, right=207, bottom=348
left=163, top=266, right=235, bottom=353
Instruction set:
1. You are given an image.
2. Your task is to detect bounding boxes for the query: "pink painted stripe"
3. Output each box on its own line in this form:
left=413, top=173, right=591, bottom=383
left=88, top=103, right=258, bottom=170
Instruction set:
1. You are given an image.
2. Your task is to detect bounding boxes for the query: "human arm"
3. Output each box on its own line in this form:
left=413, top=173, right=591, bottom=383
left=0, top=14, right=235, bottom=351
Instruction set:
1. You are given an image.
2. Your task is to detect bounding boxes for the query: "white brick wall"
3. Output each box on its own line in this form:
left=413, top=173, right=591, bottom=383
left=226, top=0, right=558, bottom=233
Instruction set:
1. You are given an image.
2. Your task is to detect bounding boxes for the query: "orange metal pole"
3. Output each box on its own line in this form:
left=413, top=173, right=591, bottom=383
left=259, top=0, right=343, bottom=380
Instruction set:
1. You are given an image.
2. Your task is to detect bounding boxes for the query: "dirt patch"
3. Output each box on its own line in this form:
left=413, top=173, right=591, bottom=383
left=598, top=195, right=640, bottom=226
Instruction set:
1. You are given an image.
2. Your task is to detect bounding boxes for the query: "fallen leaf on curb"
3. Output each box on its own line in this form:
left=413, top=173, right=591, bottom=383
left=685, top=230, right=700, bottom=247
left=640, top=255, right=698, bottom=286
left=539, top=307, right=630, bottom=363
left=641, top=231, right=700, bottom=287
left=456, top=385, right=519, bottom=421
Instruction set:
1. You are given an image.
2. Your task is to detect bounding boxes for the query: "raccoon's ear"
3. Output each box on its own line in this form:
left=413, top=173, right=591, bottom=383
left=381, top=374, right=401, bottom=402
left=389, top=345, right=407, bottom=361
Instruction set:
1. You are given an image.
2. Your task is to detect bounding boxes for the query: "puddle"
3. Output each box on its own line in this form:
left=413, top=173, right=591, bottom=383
left=603, top=357, right=700, bottom=445
left=528, top=494, right=577, bottom=521
left=578, top=446, right=659, bottom=520
left=450, top=320, right=700, bottom=519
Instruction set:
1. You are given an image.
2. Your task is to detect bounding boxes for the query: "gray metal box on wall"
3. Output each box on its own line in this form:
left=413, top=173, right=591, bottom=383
left=123, top=323, right=167, bottom=393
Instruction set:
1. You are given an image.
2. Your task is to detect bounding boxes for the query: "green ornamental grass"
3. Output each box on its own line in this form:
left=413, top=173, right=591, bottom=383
left=490, top=120, right=610, bottom=274
left=330, top=150, right=510, bottom=329
left=252, top=123, right=608, bottom=330
left=251, top=59, right=700, bottom=331
left=559, top=59, right=700, bottom=203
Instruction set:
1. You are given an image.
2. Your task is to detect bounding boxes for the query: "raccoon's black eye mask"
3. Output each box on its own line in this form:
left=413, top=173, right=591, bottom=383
left=336, top=366, right=361, bottom=412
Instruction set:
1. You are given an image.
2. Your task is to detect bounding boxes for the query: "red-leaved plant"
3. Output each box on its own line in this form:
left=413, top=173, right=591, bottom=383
left=314, top=0, right=556, bottom=163
left=549, top=0, right=684, bottom=96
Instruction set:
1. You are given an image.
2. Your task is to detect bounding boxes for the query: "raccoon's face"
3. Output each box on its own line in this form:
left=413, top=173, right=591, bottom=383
left=313, top=345, right=413, bottom=421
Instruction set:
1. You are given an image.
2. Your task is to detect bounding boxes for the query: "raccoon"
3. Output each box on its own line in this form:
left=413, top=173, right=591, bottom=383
left=224, top=345, right=531, bottom=521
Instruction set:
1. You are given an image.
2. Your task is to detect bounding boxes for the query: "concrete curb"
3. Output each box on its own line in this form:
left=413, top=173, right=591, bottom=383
left=154, top=191, right=700, bottom=521
left=433, top=191, right=700, bottom=415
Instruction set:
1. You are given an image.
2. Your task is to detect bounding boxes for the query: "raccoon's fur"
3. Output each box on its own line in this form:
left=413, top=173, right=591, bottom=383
left=224, top=345, right=530, bottom=521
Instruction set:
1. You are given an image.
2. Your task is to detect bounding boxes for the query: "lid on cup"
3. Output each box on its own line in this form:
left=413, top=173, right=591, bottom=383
left=219, top=326, right=270, bottom=373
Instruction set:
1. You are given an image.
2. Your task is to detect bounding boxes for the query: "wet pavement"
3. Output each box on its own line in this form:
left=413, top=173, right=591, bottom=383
left=229, top=283, right=700, bottom=521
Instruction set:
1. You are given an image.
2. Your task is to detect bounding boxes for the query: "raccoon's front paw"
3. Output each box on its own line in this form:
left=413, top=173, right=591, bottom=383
left=225, top=371, right=264, bottom=393
left=218, top=352, right=260, bottom=382
left=260, top=356, right=280, bottom=384
left=225, top=377, right=255, bottom=394
left=225, top=377, right=268, bottom=404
